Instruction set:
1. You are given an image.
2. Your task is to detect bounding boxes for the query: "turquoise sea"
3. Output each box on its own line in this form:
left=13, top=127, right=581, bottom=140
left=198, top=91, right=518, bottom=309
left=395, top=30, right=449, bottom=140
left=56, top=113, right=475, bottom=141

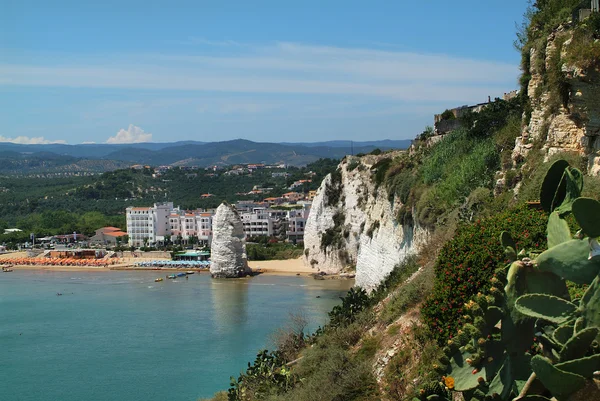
left=0, top=270, right=352, bottom=401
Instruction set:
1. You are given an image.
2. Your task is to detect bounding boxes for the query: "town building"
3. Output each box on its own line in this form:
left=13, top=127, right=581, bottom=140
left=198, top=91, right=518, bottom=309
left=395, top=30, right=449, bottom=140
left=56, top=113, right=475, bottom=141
left=126, top=202, right=173, bottom=247
left=127, top=199, right=311, bottom=247
left=90, top=227, right=128, bottom=247
left=286, top=205, right=311, bottom=244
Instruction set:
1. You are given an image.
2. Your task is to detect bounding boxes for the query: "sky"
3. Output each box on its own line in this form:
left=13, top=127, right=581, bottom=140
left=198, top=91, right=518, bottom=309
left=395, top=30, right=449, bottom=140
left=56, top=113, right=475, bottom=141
left=0, top=0, right=529, bottom=145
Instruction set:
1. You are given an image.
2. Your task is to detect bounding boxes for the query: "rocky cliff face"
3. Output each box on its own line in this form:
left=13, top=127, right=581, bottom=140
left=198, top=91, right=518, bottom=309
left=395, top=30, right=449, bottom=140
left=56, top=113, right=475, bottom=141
left=304, top=154, right=429, bottom=291
left=210, top=203, right=250, bottom=278
left=512, top=24, right=600, bottom=175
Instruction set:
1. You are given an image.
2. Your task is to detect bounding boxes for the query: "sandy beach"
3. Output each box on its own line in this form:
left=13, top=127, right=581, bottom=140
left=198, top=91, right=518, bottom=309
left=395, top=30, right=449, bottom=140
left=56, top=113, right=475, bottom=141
left=1, top=252, right=316, bottom=276
left=247, top=257, right=316, bottom=275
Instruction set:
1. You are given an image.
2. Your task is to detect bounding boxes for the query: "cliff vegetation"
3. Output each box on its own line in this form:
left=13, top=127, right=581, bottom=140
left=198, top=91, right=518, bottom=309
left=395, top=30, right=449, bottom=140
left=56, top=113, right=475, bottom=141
left=204, top=2, right=600, bottom=400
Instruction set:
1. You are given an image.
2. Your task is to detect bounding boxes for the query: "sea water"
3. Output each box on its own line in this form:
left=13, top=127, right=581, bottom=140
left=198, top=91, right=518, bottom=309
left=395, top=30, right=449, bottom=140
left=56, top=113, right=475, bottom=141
left=0, top=270, right=352, bottom=401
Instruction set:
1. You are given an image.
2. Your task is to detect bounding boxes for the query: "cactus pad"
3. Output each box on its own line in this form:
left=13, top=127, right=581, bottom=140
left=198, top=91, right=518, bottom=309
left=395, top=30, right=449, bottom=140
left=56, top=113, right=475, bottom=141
left=514, top=294, right=576, bottom=324
left=547, top=211, right=571, bottom=248
left=540, top=159, right=569, bottom=213
left=536, top=239, right=600, bottom=285
left=556, top=353, right=600, bottom=379
left=572, top=197, right=600, bottom=238
left=531, top=355, right=587, bottom=398
left=581, top=275, right=600, bottom=335
left=559, top=327, right=599, bottom=361
left=552, top=324, right=574, bottom=344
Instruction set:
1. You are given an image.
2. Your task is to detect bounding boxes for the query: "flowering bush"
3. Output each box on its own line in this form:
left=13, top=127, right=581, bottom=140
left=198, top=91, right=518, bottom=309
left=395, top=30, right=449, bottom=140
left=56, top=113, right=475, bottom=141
left=421, top=205, right=548, bottom=344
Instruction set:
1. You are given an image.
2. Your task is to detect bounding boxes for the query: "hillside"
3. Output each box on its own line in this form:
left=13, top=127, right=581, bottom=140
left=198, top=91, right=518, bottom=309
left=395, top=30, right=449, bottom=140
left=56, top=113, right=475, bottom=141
left=0, top=139, right=410, bottom=174
left=203, top=2, right=600, bottom=401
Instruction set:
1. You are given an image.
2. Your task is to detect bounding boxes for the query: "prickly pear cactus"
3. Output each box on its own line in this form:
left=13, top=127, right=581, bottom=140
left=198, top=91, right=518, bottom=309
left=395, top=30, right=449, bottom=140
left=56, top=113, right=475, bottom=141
left=415, top=160, right=600, bottom=401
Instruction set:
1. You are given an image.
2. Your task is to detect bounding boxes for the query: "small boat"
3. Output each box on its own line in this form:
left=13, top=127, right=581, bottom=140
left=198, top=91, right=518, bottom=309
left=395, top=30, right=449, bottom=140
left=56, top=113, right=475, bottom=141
left=154, top=278, right=163, bottom=282
left=176, top=272, right=187, bottom=277
left=186, top=271, right=195, bottom=275
left=2, top=266, right=13, bottom=272
left=166, top=274, right=176, bottom=279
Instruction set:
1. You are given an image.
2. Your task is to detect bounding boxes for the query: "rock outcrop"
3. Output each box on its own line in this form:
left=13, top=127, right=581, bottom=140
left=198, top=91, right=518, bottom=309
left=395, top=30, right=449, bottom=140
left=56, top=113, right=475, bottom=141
left=304, top=154, right=429, bottom=292
left=511, top=24, right=600, bottom=176
left=210, top=203, right=250, bottom=278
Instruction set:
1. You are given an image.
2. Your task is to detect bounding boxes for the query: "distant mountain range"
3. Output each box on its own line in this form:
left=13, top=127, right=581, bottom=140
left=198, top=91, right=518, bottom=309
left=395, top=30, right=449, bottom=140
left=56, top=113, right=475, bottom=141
left=0, top=139, right=411, bottom=174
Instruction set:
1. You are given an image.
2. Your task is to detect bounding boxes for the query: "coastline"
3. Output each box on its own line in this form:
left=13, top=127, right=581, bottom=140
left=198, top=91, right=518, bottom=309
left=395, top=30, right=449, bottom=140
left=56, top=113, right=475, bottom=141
left=4, top=256, right=319, bottom=276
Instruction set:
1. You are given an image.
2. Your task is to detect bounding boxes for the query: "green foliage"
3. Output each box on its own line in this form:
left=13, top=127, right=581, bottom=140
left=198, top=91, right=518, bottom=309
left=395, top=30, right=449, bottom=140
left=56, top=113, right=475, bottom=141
left=366, top=220, right=380, bottom=239
left=347, top=158, right=360, bottom=172
left=328, top=287, right=370, bottom=328
left=440, top=110, right=456, bottom=121
left=246, top=242, right=304, bottom=261
left=461, top=96, right=524, bottom=140
left=227, top=350, right=295, bottom=401
left=419, top=160, right=600, bottom=401
left=381, top=263, right=434, bottom=324
left=371, top=158, right=392, bottom=187
left=415, top=129, right=501, bottom=225
left=0, top=158, right=340, bottom=227
left=566, top=12, right=600, bottom=70
left=422, top=205, right=548, bottom=344
left=325, top=168, right=343, bottom=206
left=357, top=335, right=381, bottom=361
left=320, top=211, right=345, bottom=250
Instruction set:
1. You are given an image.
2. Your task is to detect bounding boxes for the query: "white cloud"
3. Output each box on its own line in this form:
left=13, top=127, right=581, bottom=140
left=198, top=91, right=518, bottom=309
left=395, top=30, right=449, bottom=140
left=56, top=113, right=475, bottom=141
left=0, top=42, right=520, bottom=104
left=81, top=141, right=96, bottom=144
left=106, top=125, right=153, bottom=144
left=0, top=135, right=66, bottom=144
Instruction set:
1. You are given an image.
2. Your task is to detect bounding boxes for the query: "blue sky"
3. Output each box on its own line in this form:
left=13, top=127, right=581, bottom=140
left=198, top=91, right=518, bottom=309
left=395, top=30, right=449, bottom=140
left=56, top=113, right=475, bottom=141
left=0, top=0, right=528, bottom=144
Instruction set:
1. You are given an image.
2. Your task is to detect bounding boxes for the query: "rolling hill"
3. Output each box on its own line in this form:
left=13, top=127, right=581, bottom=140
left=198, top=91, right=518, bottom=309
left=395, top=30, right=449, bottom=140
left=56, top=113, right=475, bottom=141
left=0, top=139, right=410, bottom=174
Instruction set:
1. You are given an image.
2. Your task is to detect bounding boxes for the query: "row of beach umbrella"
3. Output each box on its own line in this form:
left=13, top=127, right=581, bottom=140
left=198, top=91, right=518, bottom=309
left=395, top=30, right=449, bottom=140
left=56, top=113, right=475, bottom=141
left=0, top=257, right=122, bottom=267
left=133, top=260, right=210, bottom=268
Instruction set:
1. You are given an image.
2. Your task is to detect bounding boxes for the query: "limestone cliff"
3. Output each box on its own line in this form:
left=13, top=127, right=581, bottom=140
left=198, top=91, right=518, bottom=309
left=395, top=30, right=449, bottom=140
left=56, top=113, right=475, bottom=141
left=210, top=203, right=250, bottom=278
left=303, top=154, right=429, bottom=291
left=512, top=23, right=600, bottom=176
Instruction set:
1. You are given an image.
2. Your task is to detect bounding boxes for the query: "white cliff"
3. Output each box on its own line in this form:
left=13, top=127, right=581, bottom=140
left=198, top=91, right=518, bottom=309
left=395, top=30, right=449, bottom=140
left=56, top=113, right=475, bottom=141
left=304, top=154, right=429, bottom=291
left=210, top=203, right=250, bottom=278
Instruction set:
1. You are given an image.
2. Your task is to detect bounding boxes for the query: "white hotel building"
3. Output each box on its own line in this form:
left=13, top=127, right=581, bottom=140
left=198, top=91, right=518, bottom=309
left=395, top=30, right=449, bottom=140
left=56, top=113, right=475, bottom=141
left=126, top=202, right=173, bottom=247
left=126, top=202, right=214, bottom=247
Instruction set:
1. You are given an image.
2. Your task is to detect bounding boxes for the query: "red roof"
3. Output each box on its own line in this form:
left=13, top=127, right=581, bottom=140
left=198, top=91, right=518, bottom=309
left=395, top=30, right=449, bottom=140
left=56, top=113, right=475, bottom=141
left=101, top=227, right=122, bottom=233
left=105, top=231, right=128, bottom=237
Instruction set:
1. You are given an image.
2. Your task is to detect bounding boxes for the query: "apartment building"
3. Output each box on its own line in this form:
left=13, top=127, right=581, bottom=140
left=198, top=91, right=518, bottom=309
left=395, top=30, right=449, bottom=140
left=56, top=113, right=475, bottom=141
left=169, top=209, right=214, bottom=245
left=126, top=202, right=173, bottom=247
left=127, top=200, right=309, bottom=247
left=286, top=205, right=311, bottom=243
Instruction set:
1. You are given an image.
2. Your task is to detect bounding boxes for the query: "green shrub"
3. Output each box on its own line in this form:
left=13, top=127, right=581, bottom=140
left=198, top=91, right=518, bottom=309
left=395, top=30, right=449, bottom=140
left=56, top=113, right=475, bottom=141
left=440, top=109, right=455, bottom=120
left=421, top=205, right=548, bottom=344
left=328, top=287, right=370, bottom=328
left=380, top=263, right=434, bottom=324
left=325, top=169, right=343, bottom=206
left=357, top=335, right=381, bottom=361
left=279, top=343, right=380, bottom=401
left=371, top=158, right=392, bottom=187
left=347, top=159, right=360, bottom=172
left=566, top=13, right=600, bottom=70
left=370, top=255, right=420, bottom=303
left=366, top=220, right=380, bottom=238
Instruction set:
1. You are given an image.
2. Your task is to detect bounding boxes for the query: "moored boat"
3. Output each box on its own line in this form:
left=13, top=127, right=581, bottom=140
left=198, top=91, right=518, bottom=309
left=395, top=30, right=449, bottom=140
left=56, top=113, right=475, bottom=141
left=176, top=272, right=186, bottom=277
left=2, top=265, right=13, bottom=272
left=186, top=271, right=194, bottom=275
left=154, top=278, right=163, bottom=282
left=166, top=274, right=176, bottom=279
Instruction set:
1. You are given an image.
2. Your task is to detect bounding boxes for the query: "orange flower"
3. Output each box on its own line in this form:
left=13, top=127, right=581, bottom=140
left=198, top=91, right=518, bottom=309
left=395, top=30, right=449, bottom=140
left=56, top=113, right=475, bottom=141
left=444, top=376, right=455, bottom=390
